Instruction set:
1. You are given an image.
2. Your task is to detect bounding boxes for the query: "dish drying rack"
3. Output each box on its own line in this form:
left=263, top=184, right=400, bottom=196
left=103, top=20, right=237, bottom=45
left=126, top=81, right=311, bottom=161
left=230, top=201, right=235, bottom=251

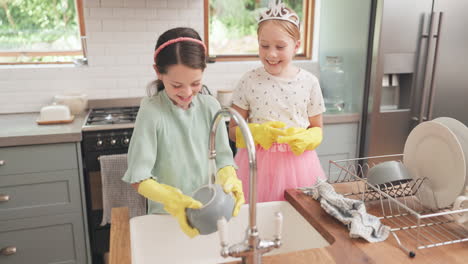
left=327, top=154, right=468, bottom=257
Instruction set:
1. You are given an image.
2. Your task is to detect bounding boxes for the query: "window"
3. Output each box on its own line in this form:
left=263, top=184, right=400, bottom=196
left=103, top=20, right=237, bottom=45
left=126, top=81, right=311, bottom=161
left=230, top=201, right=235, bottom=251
left=204, top=0, right=314, bottom=61
left=0, top=0, right=86, bottom=65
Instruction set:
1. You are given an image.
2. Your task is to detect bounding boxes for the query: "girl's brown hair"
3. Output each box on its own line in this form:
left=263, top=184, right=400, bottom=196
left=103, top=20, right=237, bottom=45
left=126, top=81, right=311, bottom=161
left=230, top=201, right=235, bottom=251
left=147, top=27, right=206, bottom=96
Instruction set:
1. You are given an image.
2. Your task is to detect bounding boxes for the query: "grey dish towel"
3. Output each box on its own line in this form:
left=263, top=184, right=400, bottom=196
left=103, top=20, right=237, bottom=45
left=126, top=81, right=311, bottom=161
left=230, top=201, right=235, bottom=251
left=99, top=153, right=146, bottom=226
left=302, top=180, right=390, bottom=243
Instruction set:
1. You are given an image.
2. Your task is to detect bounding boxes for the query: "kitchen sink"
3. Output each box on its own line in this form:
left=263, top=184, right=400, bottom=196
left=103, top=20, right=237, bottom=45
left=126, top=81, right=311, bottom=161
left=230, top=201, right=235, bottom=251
left=129, top=201, right=330, bottom=264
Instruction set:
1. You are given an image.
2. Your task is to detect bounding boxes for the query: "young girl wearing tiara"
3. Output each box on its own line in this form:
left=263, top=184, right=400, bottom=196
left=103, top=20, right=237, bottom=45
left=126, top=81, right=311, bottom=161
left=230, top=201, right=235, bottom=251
left=229, top=0, right=326, bottom=202
left=123, top=27, right=244, bottom=238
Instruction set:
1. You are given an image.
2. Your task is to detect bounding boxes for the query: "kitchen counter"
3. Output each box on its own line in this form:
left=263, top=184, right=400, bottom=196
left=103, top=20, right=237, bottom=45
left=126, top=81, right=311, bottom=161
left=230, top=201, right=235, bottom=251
left=109, top=188, right=468, bottom=264
left=0, top=93, right=359, bottom=148
left=0, top=111, right=88, bottom=147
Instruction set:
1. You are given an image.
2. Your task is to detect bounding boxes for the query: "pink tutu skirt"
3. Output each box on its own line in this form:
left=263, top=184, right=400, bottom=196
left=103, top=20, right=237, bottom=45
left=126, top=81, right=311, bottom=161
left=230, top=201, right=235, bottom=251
left=235, top=143, right=326, bottom=203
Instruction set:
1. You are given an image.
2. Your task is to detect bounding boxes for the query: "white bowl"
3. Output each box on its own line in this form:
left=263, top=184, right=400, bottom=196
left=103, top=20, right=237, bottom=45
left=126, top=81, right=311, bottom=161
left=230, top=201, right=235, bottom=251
left=53, top=93, right=88, bottom=114
left=186, top=184, right=235, bottom=235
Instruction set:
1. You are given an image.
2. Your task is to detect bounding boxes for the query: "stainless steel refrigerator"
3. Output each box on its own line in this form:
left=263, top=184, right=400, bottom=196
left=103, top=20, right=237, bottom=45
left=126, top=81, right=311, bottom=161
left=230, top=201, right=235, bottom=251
left=360, top=0, right=468, bottom=159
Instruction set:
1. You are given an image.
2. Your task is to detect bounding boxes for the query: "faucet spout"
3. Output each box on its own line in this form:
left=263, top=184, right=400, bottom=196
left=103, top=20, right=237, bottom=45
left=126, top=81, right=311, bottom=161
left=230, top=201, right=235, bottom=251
left=210, top=107, right=282, bottom=264
left=209, top=107, right=257, bottom=231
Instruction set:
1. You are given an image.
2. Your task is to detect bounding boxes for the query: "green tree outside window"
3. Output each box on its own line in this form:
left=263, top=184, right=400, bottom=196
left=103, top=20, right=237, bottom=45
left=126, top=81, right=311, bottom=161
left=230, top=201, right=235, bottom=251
left=0, top=0, right=84, bottom=64
left=207, top=0, right=309, bottom=58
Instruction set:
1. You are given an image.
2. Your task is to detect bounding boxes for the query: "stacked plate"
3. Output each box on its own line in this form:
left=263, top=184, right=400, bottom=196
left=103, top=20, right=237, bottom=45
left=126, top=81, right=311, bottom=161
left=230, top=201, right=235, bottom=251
left=403, top=117, right=468, bottom=209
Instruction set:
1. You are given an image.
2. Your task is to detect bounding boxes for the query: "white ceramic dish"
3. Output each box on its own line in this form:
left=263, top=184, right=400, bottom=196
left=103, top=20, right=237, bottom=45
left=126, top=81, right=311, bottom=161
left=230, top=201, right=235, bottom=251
left=432, top=117, right=468, bottom=185
left=403, top=121, right=466, bottom=209
left=53, top=92, right=88, bottom=114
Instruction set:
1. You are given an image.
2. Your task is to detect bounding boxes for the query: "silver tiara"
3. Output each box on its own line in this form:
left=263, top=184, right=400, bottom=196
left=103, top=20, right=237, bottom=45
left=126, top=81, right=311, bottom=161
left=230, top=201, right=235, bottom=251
left=258, top=0, right=300, bottom=28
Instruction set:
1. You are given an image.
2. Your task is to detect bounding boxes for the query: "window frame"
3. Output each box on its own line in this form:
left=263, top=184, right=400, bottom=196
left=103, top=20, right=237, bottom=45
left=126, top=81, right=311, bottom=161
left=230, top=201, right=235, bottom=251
left=203, top=0, right=315, bottom=62
left=0, top=0, right=87, bottom=65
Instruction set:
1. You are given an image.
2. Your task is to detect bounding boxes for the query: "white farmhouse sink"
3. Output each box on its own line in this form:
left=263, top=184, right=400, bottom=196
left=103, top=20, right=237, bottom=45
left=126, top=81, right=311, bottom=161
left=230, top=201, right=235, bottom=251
left=129, top=201, right=329, bottom=264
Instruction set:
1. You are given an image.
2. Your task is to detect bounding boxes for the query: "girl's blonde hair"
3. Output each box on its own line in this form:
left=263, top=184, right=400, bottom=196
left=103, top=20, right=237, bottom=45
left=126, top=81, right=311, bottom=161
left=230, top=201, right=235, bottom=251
left=257, top=8, right=300, bottom=42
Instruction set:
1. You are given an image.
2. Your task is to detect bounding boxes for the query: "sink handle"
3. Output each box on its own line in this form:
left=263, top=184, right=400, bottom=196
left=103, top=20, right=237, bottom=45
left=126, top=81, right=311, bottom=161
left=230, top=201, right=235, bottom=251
left=274, top=212, right=283, bottom=240
left=217, top=217, right=228, bottom=246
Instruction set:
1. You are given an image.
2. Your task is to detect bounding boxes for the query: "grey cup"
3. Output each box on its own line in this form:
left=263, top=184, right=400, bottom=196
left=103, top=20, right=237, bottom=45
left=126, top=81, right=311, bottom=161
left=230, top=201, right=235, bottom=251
left=186, top=184, right=235, bottom=235
left=367, top=161, right=413, bottom=187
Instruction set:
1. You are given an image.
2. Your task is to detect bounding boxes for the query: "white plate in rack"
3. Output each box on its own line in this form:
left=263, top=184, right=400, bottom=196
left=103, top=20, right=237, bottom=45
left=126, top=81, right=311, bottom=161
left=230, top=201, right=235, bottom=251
left=432, top=117, right=468, bottom=185
left=403, top=121, right=466, bottom=209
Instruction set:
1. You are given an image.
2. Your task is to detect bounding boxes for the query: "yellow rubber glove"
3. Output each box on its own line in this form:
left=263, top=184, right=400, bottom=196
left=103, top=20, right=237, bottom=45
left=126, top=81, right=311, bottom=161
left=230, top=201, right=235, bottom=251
left=138, top=179, right=202, bottom=238
left=215, top=166, right=245, bottom=217
left=277, top=127, right=323, bottom=156
left=236, top=121, right=287, bottom=150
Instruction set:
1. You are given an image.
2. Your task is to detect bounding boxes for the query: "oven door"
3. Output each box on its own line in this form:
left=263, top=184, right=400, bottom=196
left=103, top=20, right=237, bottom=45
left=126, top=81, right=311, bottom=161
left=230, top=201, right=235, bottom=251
left=83, top=149, right=129, bottom=264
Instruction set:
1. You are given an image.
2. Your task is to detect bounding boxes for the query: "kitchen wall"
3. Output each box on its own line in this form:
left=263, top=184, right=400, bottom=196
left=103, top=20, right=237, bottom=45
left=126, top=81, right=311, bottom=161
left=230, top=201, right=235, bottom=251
left=0, top=0, right=319, bottom=114
left=318, top=0, right=371, bottom=113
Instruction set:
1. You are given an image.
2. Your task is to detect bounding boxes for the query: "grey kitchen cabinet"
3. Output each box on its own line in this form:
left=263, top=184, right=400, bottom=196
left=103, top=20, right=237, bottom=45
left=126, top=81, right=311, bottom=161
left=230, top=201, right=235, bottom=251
left=0, top=143, right=90, bottom=264
left=316, top=122, right=359, bottom=181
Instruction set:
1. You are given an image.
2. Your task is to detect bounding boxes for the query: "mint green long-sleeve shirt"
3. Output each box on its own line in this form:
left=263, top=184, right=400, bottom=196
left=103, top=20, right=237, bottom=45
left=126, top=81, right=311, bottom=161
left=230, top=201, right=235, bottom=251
left=122, top=90, right=235, bottom=214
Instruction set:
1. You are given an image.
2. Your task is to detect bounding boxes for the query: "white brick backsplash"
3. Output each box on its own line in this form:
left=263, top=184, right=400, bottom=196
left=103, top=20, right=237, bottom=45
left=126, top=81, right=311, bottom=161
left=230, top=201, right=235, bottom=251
left=107, top=44, right=152, bottom=56
left=124, top=0, right=146, bottom=8
left=146, top=0, right=167, bottom=8
left=85, top=19, right=103, bottom=32
left=102, top=19, right=124, bottom=31
left=83, top=7, right=91, bottom=17
left=189, top=22, right=203, bottom=34
left=167, top=0, right=187, bottom=8
left=138, top=54, right=155, bottom=65
left=87, top=31, right=116, bottom=43
left=117, top=79, right=139, bottom=89
left=167, top=21, right=191, bottom=28
left=85, top=0, right=101, bottom=8
left=0, top=0, right=317, bottom=114
left=146, top=21, right=169, bottom=33
left=86, top=43, right=109, bottom=56
left=188, top=0, right=202, bottom=9
left=116, top=55, right=140, bottom=65
left=155, top=9, right=179, bottom=20
left=90, top=8, right=114, bottom=18
left=101, top=0, right=124, bottom=8
left=124, top=20, right=147, bottom=32
left=135, top=9, right=155, bottom=19
left=112, top=32, right=154, bottom=43
left=179, top=9, right=200, bottom=20
left=113, top=8, right=136, bottom=18
left=87, top=55, right=117, bottom=66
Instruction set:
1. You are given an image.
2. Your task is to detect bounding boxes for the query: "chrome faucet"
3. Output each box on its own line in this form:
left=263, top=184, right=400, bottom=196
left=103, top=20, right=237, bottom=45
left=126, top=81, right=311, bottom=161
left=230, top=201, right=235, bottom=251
left=208, top=107, right=283, bottom=264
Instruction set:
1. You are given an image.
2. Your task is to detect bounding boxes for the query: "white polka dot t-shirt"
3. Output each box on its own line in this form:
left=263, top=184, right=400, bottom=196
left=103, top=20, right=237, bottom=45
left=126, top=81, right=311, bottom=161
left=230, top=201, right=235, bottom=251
left=232, top=67, right=325, bottom=128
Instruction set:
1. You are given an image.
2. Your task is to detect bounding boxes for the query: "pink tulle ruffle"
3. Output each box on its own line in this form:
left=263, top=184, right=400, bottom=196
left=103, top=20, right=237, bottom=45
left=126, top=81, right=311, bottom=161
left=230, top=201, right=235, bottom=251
left=235, top=143, right=326, bottom=203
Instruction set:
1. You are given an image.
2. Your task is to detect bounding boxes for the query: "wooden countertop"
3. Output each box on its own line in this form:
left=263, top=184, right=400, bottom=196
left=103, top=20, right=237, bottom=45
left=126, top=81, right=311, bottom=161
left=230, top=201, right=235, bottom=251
left=109, top=189, right=468, bottom=264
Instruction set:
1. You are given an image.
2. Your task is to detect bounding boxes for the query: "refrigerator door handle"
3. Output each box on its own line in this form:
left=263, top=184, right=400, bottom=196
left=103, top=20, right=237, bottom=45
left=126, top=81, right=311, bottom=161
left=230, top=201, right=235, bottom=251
left=410, top=13, right=429, bottom=122
left=426, top=12, right=443, bottom=121
left=417, top=12, right=437, bottom=123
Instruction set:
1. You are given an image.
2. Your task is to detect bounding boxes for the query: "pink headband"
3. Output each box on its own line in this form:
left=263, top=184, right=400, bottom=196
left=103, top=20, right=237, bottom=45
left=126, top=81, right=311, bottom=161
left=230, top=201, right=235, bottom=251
left=153, top=37, right=207, bottom=61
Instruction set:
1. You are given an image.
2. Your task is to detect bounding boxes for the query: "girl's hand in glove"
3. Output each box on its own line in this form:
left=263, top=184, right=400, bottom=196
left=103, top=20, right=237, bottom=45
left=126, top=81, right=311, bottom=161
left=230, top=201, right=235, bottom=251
left=236, top=121, right=286, bottom=150
left=216, top=166, right=245, bottom=216
left=277, top=127, right=323, bottom=156
left=138, top=179, right=202, bottom=238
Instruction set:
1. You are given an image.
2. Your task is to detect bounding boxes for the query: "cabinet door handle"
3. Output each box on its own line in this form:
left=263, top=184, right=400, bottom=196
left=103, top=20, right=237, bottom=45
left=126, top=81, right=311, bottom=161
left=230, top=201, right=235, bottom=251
left=0, top=246, right=17, bottom=256
left=0, top=194, right=10, bottom=202
left=0, top=160, right=4, bottom=166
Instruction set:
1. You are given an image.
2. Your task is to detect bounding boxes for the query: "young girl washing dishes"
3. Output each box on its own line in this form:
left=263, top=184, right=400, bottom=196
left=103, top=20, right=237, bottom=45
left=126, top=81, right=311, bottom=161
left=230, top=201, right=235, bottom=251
left=229, top=0, right=326, bottom=202
left=122, top=27, right=244, bottom=238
